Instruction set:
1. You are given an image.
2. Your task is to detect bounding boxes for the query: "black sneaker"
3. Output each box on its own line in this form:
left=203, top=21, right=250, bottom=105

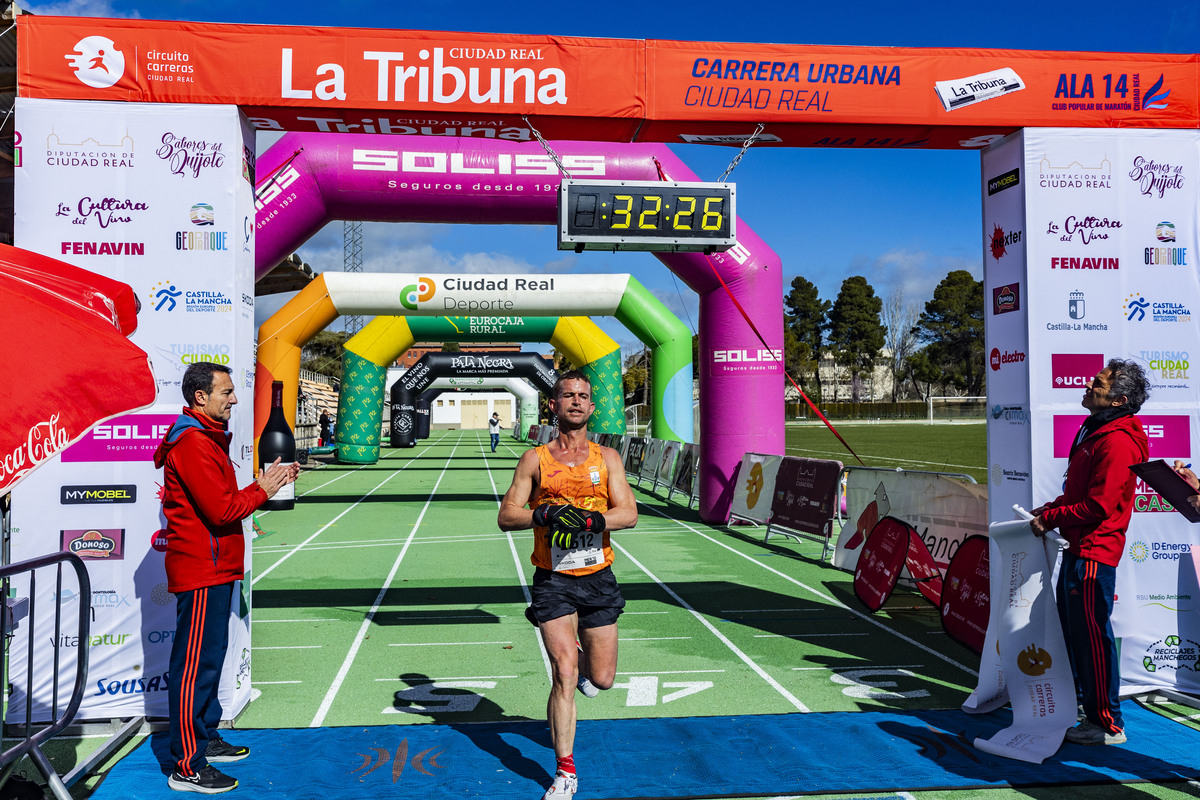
left=205, top=737, right=250, bottom=763
left=168, top=765, right=238, bottom=794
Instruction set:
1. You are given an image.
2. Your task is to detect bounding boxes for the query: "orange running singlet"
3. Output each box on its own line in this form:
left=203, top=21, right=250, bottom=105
left=530, top=440, right=612, bottom=576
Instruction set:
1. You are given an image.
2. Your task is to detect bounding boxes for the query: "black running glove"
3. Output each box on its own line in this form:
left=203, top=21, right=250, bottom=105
left=533, top=504, right=606, bottom=549
left=548, top=527, right=576, bottom=550
left=535, top=504, right=606, bottom=533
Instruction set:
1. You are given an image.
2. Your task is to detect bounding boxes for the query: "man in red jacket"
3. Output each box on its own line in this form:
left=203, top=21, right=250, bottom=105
left=155, top=362, right=298, bottom=794
left=1031, top=358, right=1150, bottom=746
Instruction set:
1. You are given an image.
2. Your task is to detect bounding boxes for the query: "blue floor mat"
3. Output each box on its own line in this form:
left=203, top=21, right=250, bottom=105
left=93, top=703, right=1200, bottom=799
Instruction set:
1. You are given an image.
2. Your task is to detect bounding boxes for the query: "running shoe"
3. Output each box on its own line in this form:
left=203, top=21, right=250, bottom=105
left=541, top=770, right=577, bottom=799
left=1065, top=718, right=1126, bottom=745
left=168, top=765, right=238, bottom=794
left=205, top=737, right=250, bottom=763
left=576, top=644, right=599, bottom=698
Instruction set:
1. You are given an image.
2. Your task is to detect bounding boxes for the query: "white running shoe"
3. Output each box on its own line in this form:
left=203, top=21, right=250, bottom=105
left=542, top=770, right=577, bottom=799
left=576, top=644, right=599, bottom=698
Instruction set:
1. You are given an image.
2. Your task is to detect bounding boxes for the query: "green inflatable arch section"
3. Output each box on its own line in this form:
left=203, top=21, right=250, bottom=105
left=336, top=315, right=622, bottom=463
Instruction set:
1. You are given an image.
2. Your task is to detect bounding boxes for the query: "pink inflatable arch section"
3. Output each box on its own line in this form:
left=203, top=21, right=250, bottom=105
left=254, top=134, right=782, bottom=522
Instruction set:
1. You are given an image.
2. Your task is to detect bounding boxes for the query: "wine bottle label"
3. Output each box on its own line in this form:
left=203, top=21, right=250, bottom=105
left=274, top=464, right=296, bottom=501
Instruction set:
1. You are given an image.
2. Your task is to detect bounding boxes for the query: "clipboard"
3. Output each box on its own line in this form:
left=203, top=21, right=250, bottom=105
left=1129, top=460, right=1200, bottom=523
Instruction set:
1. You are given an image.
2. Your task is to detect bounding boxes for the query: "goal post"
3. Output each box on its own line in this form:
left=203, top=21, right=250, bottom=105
left=927, top=396, right=988, bottom=424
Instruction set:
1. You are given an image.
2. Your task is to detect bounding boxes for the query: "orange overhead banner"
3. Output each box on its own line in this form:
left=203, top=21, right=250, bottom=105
left=17, top=16, right=646, bottom=141
left=17, top=16, right=1200, bottom=148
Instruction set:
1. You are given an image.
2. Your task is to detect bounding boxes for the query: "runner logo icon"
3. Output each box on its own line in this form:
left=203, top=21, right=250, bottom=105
left=65, top=37, right=125, bottom=89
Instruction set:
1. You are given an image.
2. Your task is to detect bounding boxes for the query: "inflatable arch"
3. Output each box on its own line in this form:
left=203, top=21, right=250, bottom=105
left=255, top=135, right=781, bottom=522
left=414, top=377, right=538, bottom=442
left=332, top=288, right=691, bottom=462
left=256, top=275, right=621, bottom=463
left=334, top=313, right=632, bottom=463
left=391, top=352, right=556, bottom=447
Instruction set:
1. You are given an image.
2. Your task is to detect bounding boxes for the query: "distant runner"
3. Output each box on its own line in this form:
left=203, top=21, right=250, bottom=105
left=498, top=370, right=638, bottom=800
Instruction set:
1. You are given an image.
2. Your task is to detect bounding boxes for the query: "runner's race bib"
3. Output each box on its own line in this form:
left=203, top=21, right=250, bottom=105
left=550, top=531, right=603, bottom=572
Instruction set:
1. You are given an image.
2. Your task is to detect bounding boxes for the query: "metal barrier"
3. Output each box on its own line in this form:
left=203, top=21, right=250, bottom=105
left=833, top=465, right=978, bottom=527
left=0, top=543, right=91, bottom=800
left=831, top=465, right=983, bottom=572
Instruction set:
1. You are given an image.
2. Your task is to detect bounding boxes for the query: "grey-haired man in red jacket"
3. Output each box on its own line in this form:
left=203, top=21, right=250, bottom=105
left=154, top=362, right=297, bottom=794
left=1031, top=358, right=1149, bottom=747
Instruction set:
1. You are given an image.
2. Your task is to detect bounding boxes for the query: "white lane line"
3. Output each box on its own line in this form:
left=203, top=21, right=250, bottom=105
left=261, top=432, right=454, bottom=509
left=310, top=432, right=464, bottom=728
left=256, top=532, right=523, bottom=548
left=254, top=534, right=522, bottom=552
left=375, top=675, right=519, bottom=682
left=252, top=680, right=303, bottom=685
left=388, top=641, right=513, bottom=647
left=618, top=669, right=727, bottom=675
left=754, top=633, right=868, bottom=639
left=640, top=503, right=978, bottom=678
left=382, top=614, right=509, bottom=620
left=793, top=664, right=923, bottom=671
left=252, top=449, right=422, bottom=585
left=252, top=645, right=322, bottom=650
left=612, top=540, right=811, bottom=713
left=484, top=450, right=553, bottom=682
left=784, top=444, right=983, bottom=474
left=721, top=608, right=833, bottom=614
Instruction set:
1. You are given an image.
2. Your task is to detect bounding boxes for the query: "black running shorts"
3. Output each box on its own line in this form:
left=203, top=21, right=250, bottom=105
left=529, top=566, right=625, bottom=629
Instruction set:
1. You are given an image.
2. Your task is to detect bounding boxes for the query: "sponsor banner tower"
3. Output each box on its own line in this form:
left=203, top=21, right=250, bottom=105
left=983, top=128, right=1200, bottom=696
left=10, top=98, right=257, bottom=722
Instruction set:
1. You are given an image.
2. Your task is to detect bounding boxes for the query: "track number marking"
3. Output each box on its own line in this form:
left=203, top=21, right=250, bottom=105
left=829, top=669, right=930, bottom=700
left=385, top=680, right=497, bottom=714
left=611, top=676, right=713, bottom=707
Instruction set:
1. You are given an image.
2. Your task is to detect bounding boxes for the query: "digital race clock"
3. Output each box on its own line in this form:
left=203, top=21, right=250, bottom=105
left=557, top=179, right=736, bottom=253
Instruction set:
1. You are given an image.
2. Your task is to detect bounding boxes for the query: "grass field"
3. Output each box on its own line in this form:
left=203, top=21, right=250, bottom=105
left=786, top=420, right=987, bottom=484
left=8, top=426, right=1200, bottom=800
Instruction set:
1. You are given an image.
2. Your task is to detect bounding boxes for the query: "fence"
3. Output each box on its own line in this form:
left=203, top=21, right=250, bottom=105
left=788, top=399, right=987, bottom=422
left=0, top=539, right=91, bottom=799
left=727, top=453, right=845, bottom=559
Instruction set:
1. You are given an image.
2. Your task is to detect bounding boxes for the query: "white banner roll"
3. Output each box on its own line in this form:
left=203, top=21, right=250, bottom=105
left=964, top=519, right=1074, bottom=763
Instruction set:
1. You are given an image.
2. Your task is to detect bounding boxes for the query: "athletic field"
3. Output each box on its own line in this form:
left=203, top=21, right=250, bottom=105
left=786, top=419, right=987, bottom=485
left=21, top=426, right=1200, bottom=799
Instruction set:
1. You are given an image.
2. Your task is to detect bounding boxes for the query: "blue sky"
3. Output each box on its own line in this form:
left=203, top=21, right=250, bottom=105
left=26, top=0, right=1200, bottom=351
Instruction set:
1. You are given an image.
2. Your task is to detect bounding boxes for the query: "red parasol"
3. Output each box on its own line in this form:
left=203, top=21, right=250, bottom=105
left=0, top=244, right=156, bottom=494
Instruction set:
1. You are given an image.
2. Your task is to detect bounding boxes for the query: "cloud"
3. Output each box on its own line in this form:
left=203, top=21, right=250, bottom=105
left=24, top=0, right=140, bottom=16
left=802, top=247, right=980, bottom=310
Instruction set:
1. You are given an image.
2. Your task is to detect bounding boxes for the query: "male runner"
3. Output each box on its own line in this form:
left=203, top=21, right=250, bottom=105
left=498, top=370, right=638, bottom=800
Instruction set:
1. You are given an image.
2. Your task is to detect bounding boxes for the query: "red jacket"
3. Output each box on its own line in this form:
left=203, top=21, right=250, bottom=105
left=1041, top=414, right=1148, bottom=567
left=153, top=407, right=267, bottom=593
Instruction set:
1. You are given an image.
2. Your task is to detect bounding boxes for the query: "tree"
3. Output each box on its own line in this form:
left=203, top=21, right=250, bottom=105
left=441, top=342, right=461, bottom=352
left=903, top=349, right=941, bottom=402
left=827, top=276, right=886, bottom=401
left=623, top=349, right=650, bottom=406
left=783, top=276, right=830, bottom=401
left=911, top=270, right=985, bottom=396
left=300, top=330, right=350, bottom=379
left=881, top=289, right=921, bottom=402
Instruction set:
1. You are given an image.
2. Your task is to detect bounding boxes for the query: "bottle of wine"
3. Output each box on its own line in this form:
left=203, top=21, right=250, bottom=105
left=259, top=380, right=296, bottom=511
